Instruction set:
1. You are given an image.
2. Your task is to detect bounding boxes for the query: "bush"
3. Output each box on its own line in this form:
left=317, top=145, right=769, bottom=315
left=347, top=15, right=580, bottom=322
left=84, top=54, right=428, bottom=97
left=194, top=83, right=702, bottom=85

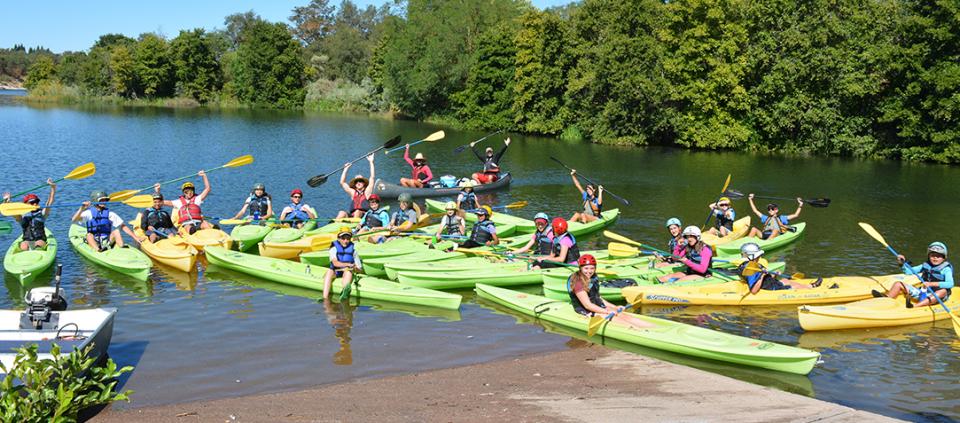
left=304, top=78, right=382, bottom=112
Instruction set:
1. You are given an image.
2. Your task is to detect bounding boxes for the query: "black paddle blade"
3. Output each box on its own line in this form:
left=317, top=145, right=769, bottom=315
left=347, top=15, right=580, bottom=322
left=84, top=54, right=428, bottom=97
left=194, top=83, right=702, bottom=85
left=806, top=198, right=831, bottom=208
left=453, top=145, right=468, bottom=154
left=384, top=135, right=402, bottom=150
left=723, top=189, right=745, bottom=199
left=307, top=174, right=328, bottom=187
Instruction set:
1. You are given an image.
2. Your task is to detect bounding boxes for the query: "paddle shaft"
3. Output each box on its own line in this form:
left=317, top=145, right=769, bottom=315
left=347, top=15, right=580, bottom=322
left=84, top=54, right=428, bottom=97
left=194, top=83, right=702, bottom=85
left=385, top=136, right=436, bottom=155
left=13, top=178, right=62, bottom=198
left=549, top=157, right=630, bottom=206
left=323, top=145, right=389, bottom=180
left=455, top=129, right=504, bottom=153
left=702, top=174, right=732, bottom=230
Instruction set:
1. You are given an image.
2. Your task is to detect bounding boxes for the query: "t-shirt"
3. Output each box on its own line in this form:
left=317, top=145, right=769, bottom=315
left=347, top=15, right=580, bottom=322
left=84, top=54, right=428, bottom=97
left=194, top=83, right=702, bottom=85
left=393, top=209, right=418, bottom=226
left=78, top=209, right=124, bottom=230
left=328, top=246, right=362, bottom=269
left=171, top=197, right=204, bottom=209
left=760, top=215, right=789, bottom=226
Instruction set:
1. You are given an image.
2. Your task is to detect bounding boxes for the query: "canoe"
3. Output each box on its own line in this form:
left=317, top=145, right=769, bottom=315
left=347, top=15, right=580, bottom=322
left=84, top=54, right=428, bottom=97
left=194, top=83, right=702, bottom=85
left=475, top=284, right=820, bottom=375
left=3, top=228, right=57, bottom=284
left=398, top=265, right=543, bottom=289
left=205, top=246, right=461, bottom=310
left=624, top=274, right=912, bottom=306
left=700, top=216, right=750, bottom=246
left=68, top=225, right=152, bottom=281
left=797, top=295, right=960, bottom=331
left=230, top=223, right=274, bottom=252
left=0, top=305, right=116, bottom=374
left=424, top=198, right=537, bottom=233
left=716, top=222, right=807, bottom=256
left=383, top=257, right=501, bottom=280
left=133, top=227, right=198, bottom=273
left=180, top=228, right=232, bottom=251
left=363, top=250, right=466, bottom=277
left=373, top=173, right=511, bottom=199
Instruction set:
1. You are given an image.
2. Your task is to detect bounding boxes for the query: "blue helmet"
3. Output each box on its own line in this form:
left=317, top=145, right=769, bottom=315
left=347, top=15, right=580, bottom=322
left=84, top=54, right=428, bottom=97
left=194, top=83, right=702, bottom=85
left=665, top=217, right=682, bottom=228
left=928, top=242, right=948, bottom=256
left=534, top=212, right=549, bottom=222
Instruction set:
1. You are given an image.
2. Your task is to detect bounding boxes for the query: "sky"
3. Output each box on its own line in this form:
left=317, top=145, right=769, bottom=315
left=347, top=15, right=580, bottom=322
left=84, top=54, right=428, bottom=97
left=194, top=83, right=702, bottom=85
left=1, top=0, right=573, bottom=53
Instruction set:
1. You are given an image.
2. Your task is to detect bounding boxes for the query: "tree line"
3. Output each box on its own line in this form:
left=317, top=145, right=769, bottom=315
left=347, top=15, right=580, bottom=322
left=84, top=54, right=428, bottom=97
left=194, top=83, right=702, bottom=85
left=14, top=0, right=960, bottom=164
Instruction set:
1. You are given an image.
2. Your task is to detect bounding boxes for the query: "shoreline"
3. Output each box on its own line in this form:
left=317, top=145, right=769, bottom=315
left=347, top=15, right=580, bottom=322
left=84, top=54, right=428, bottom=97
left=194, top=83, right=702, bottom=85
left=91, top=347, right=901, bottom=423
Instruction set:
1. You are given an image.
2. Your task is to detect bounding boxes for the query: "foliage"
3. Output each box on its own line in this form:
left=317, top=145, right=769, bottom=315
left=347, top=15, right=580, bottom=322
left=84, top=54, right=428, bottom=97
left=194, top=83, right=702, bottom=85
left=108, top=45, right=136, bottom=97
left=452, top=21, right=518, bottom=130
left=133, top=33, right=175, bottom=98
left=0, top=343, right=133, bottom=423
left=290, top=0, right=336, bottom=45
left=170, top=29, right=223, bottom=103
left=512, top=10, right=573, bottom=135
left=233, top=21, right=306, bottom=108
left=24, top=55, right=57, bottom=89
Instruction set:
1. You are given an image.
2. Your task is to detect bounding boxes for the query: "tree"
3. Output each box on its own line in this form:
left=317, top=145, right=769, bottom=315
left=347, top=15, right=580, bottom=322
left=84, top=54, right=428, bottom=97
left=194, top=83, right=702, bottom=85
left=170, top=29, right=223, bottom=103
left=56, top=52, right=88, bottom=86
left=233, top=21, right=306, bottom=107
left=133, top=33, right=174, bottom=98
left=290, top=0, right=336, bottom=45
left=452, top=22, right=518, bottom=130
left=109, top=45, right=137, bottom=97
left=93, top=33, right=135, bottom=50
left=512, top=10, right=573, bottom=134
left=24, top=55, right=57, bottom=89
left=223, top=11, right=263, bottom=48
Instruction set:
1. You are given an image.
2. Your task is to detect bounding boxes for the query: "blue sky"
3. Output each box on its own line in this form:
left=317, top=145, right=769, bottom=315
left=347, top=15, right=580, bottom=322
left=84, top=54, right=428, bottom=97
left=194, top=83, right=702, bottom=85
left=2, top=0, right=573, bottom=53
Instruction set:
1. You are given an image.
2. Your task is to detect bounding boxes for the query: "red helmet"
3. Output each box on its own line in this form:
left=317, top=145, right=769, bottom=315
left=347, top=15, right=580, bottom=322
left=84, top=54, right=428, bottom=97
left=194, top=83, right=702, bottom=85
left=551, top=217, right=568, bottom=235
left=578, top=254, right=597, bottom=267
left=368, top=194, right=381, bottom=202
left=22, top=194, right=40, bottom=204
left=290, top=189, right=303, bottom=196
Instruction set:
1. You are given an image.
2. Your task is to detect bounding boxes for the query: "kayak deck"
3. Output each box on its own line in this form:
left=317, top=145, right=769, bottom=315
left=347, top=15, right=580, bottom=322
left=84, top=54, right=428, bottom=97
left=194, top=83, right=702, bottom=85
left=798, top=296, right=960, bottom=331
left=68, top=225, right=152, bottom=281
left=4, top=228, right=57, bottom=284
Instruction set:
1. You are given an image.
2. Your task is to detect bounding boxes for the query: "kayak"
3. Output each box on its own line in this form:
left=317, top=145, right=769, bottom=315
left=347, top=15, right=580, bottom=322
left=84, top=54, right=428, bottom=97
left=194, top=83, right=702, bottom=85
left=373, top=173, right=512, bottom=198
left=398, top=265, right=543, bottom=289
left=716, top=222, right=807, bottom=256
left=363, top=250, right=466, bottom=277
left=567, top=209, right=620, bottom=237
left=258, top=221, right=324, bottom=259
left=424, top=198, right=537, bottom=233
left=383, top=257, right=502, bottom=280
left=700, top=216, right=750, bottom=246
left=180, top=228, right=232, bottom=251
left=133, top=226, right=198, bottom=273
left=797, top=295, right=960, bottom=331
left=205, top=246, right=461, bottom=310
left=300, top=238, right=427, bottom=267
left=420, top=221, right=518, bottom=239
left=230, top=222, right=274, bottom=252
left=3, top=228, right=57, bottom=284
left=68, top=225, right=152, bottom=281
left=624, top=274, right=912, bottom=306
left=475, top=284, right=820, bottom=375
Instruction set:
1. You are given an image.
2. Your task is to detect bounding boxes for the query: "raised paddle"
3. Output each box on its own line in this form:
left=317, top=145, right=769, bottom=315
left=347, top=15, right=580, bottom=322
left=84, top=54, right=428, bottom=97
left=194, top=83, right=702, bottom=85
left=109, top=155, right=254, bottom=201
left=859, top=222, right=960, bottom=337
left=0, top=194, right=155, bottom=216
left=549, top=157, right=630, bottom=206
left=11, top=162, right=97, bottom=198
left=307, top=135, right=402, bottom=187
left=384, top=131, right=446, bottom=155
left=724, top=189, right=831, bottom=208
left=454, top=129, right=505, bottom=154
left=701, top=174, right=732, bottom=230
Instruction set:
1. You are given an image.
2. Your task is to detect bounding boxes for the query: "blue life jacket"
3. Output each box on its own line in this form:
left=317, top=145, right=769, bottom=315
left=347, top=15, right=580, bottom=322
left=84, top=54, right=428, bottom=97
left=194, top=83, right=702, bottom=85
left=459, top=191, right=477, bottom=207
left=86, top=207, right=113, bottom=238
left=668, top=237, right=679, bottom=254
left=248, top=195, right=270, bottom=219
left=567, top=274, right=604, bottom=315
left=21, top=209, right=46, bottom=241
left=330, top=241, right=356, bottom=269
left=362, top=208, right=389, bottom=229
left=921, top=261, right=953, bottom=285
left=535, top=227, right=554, bottom=255
left=714, top=208, right=735, bottom=230
left=142, top=207, right=173, bottom=230
left=553, top=233, right=580, bottom=264
left=392, top=209, right=414, bottom=226
left=286, top=203, right=309, bottom=222
left=470, top=219, right=496, bottom=244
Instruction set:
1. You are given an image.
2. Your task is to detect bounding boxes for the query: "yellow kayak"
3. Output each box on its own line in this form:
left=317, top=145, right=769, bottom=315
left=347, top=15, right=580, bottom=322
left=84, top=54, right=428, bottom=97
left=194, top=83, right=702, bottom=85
left=701, top=216, right=750, bottom=246
left=131, top=217, right=198, bottom=273
left=170, top=207, right=232, bottom=251
left=258, top=232, right=336, bottom=259
left=624, top=274, right=912, bottom=306
left=798, top=295, right=960, bottom=331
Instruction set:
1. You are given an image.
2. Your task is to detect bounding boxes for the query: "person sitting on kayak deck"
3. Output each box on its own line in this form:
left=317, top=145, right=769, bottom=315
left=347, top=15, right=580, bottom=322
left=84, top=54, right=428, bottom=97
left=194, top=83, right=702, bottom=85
left=369, top=193, right=419, bottom=243
left=231, top=183, right=273, bottom=222
left=336, top=154, right=375, bottom=219
left=568, top=255, right=655, bottom=328
left=136, top=193, right=177, bottom=243
left=706, top=197, right=736, bottom=237
left=737, top=243, right=818, bottom=294
left=399, top=145, right=433, bottom=188
left=355, top=194, right=389, bottom=234
left=459, top=206, right=498, bottom=248
left=746, top=194, right=803, bottom=240
left=657, top=226, right=713, bottom=283
left=72, top=191, right=138, bottom=251
left=470, top=137, right=510, bottom=184
left=434, top=201, right=465, bottom=240
left=2, top=178, right=56, bottom=251
left=513, top=212, right=553, bottom=256
left=653, top=217, right=685, bottom=268
left=874, top=242, right=954, bottom=309
left=157, top=170, right=212, bottom=234
left=456, top=181, right=481, bottom=212
left=569, top=170, right=603, bottom=223
left=322, top=226, right=363, bottom=300
left=533, top=217, right=579, bottom=269
left=279, top=189, right=317, bottom=229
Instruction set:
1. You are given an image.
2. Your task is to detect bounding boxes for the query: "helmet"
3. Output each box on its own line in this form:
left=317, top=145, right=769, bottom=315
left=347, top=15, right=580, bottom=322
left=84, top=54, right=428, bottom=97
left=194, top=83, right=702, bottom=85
left=22, top=194, right=39, bottom=204
left=665, top=217, right=682, bottom=228
left=718, top=197, right=731, bottom=205
left=681, top=225, right=701, bottom=239
left=152, top=192, right=164, bottom=200
left=534, top=212, right=549, bottom=223
left=928, top=242, right=948, bottom=256
left=739, top=242, right=764, bottom=260
left=551, top=217, right=568, bottom=235
left=90, top=191, right=109, bottom=202
left=398, top=193, right=412, bottom=203
left=578, top=254, right=597, bottom=267
left=181, top=182, right=195, bottom=191
left=475, top=205, right=492, bottom=216
left=252, top=183, right=265, bottom=191
left=337, top=226, right=353, bottom=237
left=368, top=194, right=381, bottom=202
left=444, top=201, right=457, bottom=210
left=290, top=189, right=303, bottom=196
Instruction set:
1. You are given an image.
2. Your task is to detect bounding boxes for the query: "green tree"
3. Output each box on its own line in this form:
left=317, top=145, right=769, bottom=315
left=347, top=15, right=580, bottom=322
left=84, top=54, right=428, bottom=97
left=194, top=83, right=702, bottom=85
left=23, top=55, right=57, bottom=89
left=512, top=10, right=573, bottom=134
left=94, top=33, right=135, bottom=49
left=223, top=11, right=263, bottom=48
left=109, top=44, right=137, bottom=97
left=171, top=28, right=223, bottom=102
left=452, top=22, right=518, bottom=130
left=133, top=33, right=174, bottom=98
left=56, top=52, right=88, bottom=86
left=290, top=0, right=336, bottom=45
left=233, top=21, right=306, bottom=107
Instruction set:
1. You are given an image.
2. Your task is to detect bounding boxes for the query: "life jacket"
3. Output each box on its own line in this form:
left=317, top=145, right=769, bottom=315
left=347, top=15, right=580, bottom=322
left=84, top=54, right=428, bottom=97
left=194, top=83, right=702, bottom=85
left=553, top=233, right=581, bottom=264
left=286, top=202, right=310, bottom=223
left=469, top=219, right=496, bottom=244
left=582, top=194, right=601, bottom=215
left=392, top=209, right=415, bottom=226
left=668, top=237, right=679, bottom=255
left=86, top=207, right=113, bottom=238
left=567, top=274, right=604, bottom=315
left=763, top=215, right=789, bottom=234
left=459, top=190, right=477, bottom=207
left=443, top=215, right=464, bottom=236
left=21, top=209, right=46, bottom=241
left=714, top=208, right=735, bottom=230
left=921, top=261, right=953, bottom=284
left=737, top=259, right=769, bottom=289
left=248, top=195, right=270, bottom=219
left=143, top=207, right=173, bottom=230
left=483, top=157, right=500, bottom=174
left=178, top=196, right=203, bottom=224
left=362, top=208, right=389, bottom=229
left=350, top=189, right=369, bottom=212
left=684, top=243, right=713, bottom=275
left=330, top=241, right=356, bottom=269
left=534, top=227, right=554, bottom=255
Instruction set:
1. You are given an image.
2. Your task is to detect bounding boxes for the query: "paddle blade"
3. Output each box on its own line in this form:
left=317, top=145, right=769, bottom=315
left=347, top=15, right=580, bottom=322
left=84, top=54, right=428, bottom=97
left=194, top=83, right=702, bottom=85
left=422, top=130, right=445, bottom=142
left=503, top=200, right=528, bottom=209
left=121, top=194, right=156, bottom=209
left=224, top=155, right=254, bottom=168
left=720, top=174, right=732, bottom=194
left=108, top=190, right=139, bottom=202
left=310, top=234, right=337, bottom=250
left=608, top=242, right=639, bottom=258
left=453, top=145, right=468, bottom=154
left=307, top=174, right=328, bottom=187
left=723, top=189, right=745, bottom=199
left=791, top=272, right=806, bottom=280
left=586, top=315, right=607, bottom=337
left=806, top=198, right=831, bottom=208
left=858, top=222, right=888, bottom=248
left=384, top=135, right=402, bottom=149
left=0, top=202, right=38, bottom=216
left=603, top=230, right=642, bottom=248
left=65, top=162, right=96, bottom=180
left=218, top=219, right=248, bottom=226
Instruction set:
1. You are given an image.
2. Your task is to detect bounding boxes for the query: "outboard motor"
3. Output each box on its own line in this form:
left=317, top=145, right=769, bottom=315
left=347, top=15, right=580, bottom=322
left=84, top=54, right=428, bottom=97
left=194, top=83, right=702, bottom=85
left=21, top=264, right=68, bottom=330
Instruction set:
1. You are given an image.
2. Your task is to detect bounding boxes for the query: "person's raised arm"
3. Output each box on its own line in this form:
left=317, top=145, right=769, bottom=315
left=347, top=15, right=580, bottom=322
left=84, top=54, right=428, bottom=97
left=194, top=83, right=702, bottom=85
left=470, top=142, right=485, bottom=162
left=197, top=170, right=211, bottom=201
left=365, top=154, right=376, bottom=196
left=43, top=178, right=56, bottom=217
left=786, top=198, right=803, bottom=220
left=571, top=170, right=585, bottom=194
left=748, top=194, right=762, bottom=218
left=597, top=185, right=604, bottom=206
left=403, top=145, right=414, bottom=167
left=156, top=184, right=175, bottom=207
left=72, top=201, right=90, bottom=222
left=339, top=163, right=352, bottom=194
left=493, top=138, right=510, bottom=163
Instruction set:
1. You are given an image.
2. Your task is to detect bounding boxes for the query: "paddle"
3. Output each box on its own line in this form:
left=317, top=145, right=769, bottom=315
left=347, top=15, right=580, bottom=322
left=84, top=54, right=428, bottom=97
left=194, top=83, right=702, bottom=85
left=701, top=174, right=732, bottom=230
left=859, top=222, right=960, bottom=337
left=11, top=162, right=97, bottom=198
left=454, top=129, right=505, bottom=154
left=0, top=194, right=155, bottom=216
left=549, top=157, right=630, bottom=206
left=109, top=155, right=254, bottom=201
left=384, top=131, right=446, bottom=155
left=724, top=189, right=831, bottom=208
left=428, top=201, right=528, bottom=218
left=461, top=248, right=621, bottom=276
left=306, top=135, right=401, bottom=187
left=587, top=303, right=638, bottom=337
left=217, top=216, right=361, bottom=226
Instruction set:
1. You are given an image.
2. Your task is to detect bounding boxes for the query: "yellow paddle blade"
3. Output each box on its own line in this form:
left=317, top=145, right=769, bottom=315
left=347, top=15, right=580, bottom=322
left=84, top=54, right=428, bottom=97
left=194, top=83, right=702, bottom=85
left=65, top=162, right=96, bottom=180
left=333, top=217, right=361, bottom=223
left=503, top=200, right=528, bottom=209
left=586, top=314, right=608, bottom=337
left=791, top=272, right=806, bottom=280
left=596, top=268, right=619, bottom=277
left=0, top=202, right=39, bottom=216
left=122, top=195, right=156, bottom=209
left=108, top=190, right=139, bottom=202
left=218, top=219, right=248, bottom=226
left=720, top=174, right=732, bottom=194
left=603, top=230, right=642, bottom=248
left=310, top=234, right=337, bottom=249
left=858, top=222, right=889, bottom=248
left=223, top=155, right=254, bottom=168
left=625, top=290, right=643, bottom=305
left=608, top=242, right=639, bottom=258
left=423, top=130, right=445, bottom=142
left=455, top=247, right=495, bottom=256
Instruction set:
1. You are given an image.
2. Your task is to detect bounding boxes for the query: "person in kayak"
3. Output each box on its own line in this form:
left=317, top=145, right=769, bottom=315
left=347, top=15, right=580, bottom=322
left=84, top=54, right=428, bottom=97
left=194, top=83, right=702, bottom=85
left=157, top=171, right=212, bottom=234
left=355, top=194, right=389, bottom=234
left=2, top=178, right=56, bottom=251
left=136, top=193, right=178, bottom=242
left=568, top=254, right=655, bottom=328
left=336, top=154, right=375, bottom=219
left=434, top=201, right=465, bottom=240
left=322, top=226, right=363, bottom=300
left=72, top=191, right=138, bottom=251
left=369, top=193, right=419, bottom=243
left=278, top=189, right=317, bottom=229
left=874, top=242, right=954, bottom=308
left=569, top=169, right=603, bottom=223
left=459, top=206, right=498, bottom=248
left=746, top=194, right=803, bottom=240
left=231, top=183, right=273, bottom=222
left=470, top=137, right=510, bottom=184
left=512, top=212, right=553, bottom=255
left=652, top=217, right=684, bottom=268
left=737, top=243, right=818, bottom=294
left=399, top=145, right=432, bottom=188
left=456, top=181, right=481, bottom=212
left=534, top=218, right=579, bottom=269
left=706, top=197, right=736, bottom=237
left=657, top=226, right=713, bottom=283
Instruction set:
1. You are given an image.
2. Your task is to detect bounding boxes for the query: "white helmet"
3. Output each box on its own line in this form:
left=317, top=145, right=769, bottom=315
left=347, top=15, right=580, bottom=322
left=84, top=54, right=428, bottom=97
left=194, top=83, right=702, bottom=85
left=681, top=226, right=701, bottom=240
left=740, top=242, right=764, bottom=260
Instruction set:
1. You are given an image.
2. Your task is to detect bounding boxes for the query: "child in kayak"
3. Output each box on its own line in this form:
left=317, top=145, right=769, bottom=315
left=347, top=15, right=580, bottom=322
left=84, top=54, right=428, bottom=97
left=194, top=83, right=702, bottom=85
left=657, top=226, right=713, bottom=283
left=737, top=243, right=818, bottom=294
left=746, top=194, right=803, bottom=240
left=652, top=217, right=684, bottom=268
left=157, top=170, right=212, bottom=234
left=513, top=212, right=553, bottom=255
left=231, top=183, right=273, bottom=222
left=279, top=189, right=317, bottom=229
left=336, top=154, right=375, bottom=219
left=136, top=193, right=178, bottom=242
left=470, top=137, right=510, bottom=184
left=322, top=226, right=363, bottom=300
left=369, top=194, right=419, bottom=243
left=568, top=255, right=654, bottom=328
left=434, top=201, right=465, bottom=240
left=459, top=206, right=498, bottom=248
left=706, top=197, right=736, bottom=237
left=72, top=191, right=138, bottom=251
left=3, top=178, right=56, bottom=251
left=875, top=242, right=954, bottom=308
left=355, top=194, right=389, bottom=234
left=569, top=169, right=603, bottom=223
left=400, top=145, right=432, bottom=188
left=456, top=181, right=481, bottom=212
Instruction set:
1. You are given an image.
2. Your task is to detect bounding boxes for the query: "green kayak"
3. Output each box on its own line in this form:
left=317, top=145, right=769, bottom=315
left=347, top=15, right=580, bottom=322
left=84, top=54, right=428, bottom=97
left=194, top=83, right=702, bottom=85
left=424, top=199, right=537, bottom=233
left=397, top=265, right=543, bottom=290
left=300, top=238, right=427, bottom=267
left=475, top=284, right=820, bottom=375
left=68, top=224, right=152, bottom=281
left=4, top=228, right=57, bottom=284
left=204, top=246, right=461, bottom=310
left=383, top=257, right=501, bottom=280
left=716, top=222, right=807, bottom=256
left=262, top=220, right=318, bottom=244
left=568, top=209, right=620, bottom=237
left=363, top=250, right=466, bottom=277
left=230, top=223, right=274, bottom=252
left=420, top=221, right=518, bottom=239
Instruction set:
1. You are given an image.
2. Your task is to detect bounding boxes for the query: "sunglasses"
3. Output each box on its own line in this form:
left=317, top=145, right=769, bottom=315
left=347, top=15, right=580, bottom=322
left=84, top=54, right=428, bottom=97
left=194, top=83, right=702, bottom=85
left=291, top=195, right=302, bottom=198
left=339, top=234, right=352, bottom=239
left=28, top=200, right=39, bottom=205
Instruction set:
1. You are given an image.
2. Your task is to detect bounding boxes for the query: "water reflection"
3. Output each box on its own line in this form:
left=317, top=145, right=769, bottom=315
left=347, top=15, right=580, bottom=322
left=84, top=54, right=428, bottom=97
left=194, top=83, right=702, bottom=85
left=322, top=300, right=354, bottom=365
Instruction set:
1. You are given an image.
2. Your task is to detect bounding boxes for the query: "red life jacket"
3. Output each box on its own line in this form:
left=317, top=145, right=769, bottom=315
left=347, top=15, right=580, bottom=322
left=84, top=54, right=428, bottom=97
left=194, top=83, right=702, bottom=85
left=178, top=195, right=203, bottom=223
left=350, top=189, right=369, bottom=212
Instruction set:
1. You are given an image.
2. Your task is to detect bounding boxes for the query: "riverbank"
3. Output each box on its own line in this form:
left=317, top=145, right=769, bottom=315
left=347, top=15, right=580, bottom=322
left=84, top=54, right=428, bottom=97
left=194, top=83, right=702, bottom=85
left=91, top=347, right=900, bottom=423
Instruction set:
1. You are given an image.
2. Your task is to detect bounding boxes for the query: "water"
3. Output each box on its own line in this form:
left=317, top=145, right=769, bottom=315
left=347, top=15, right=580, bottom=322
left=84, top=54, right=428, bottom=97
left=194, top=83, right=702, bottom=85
left=0, top=97, right=957, bottom=421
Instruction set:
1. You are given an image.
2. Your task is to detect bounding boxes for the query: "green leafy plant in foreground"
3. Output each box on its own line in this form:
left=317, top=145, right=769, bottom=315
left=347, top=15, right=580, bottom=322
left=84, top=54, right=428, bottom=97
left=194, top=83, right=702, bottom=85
left=0, top=344, right=133, bottom=423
